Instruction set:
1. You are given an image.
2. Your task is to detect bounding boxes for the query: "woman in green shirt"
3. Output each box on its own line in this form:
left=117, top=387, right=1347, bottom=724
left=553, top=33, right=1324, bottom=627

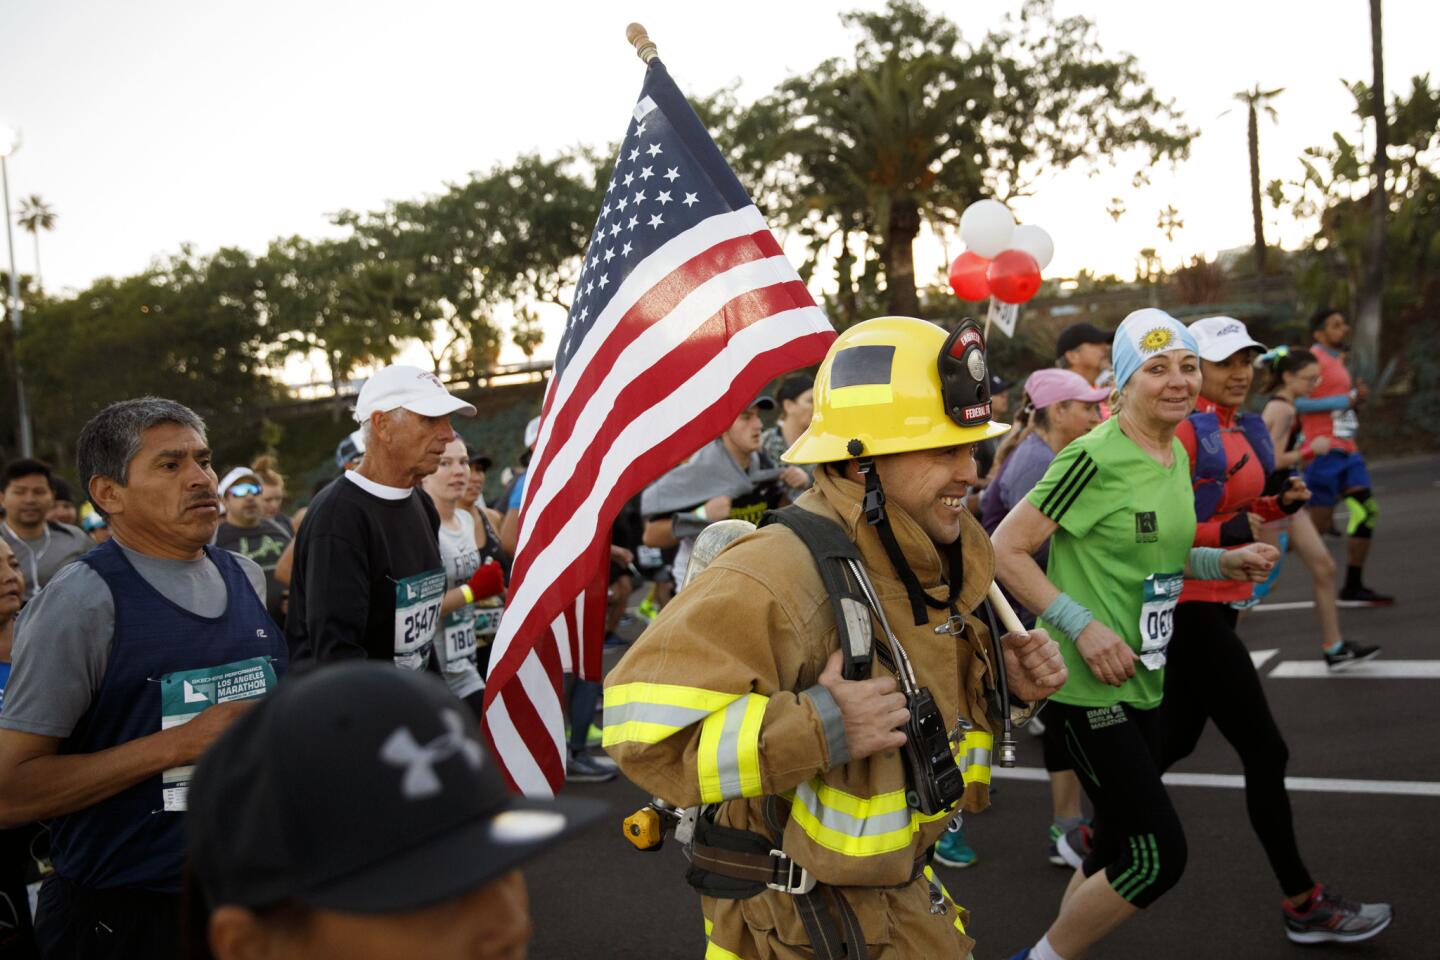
left=993, top=309, right=1278, bottom=960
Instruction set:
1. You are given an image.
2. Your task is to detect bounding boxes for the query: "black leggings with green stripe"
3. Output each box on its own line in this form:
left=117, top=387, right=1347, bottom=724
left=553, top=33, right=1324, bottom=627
left=1048, top=700, right=1188, bottom=909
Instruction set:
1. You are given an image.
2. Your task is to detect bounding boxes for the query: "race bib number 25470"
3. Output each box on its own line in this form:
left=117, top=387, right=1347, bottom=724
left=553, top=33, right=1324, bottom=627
left=394, top=570, right=446, bottom=670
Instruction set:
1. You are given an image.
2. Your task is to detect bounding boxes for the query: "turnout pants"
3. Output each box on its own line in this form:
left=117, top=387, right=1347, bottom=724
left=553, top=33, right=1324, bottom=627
left=701, top=872, right=974, bottom=960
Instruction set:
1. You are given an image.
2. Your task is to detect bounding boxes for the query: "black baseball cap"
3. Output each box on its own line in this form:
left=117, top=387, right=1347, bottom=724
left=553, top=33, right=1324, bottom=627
left=188, top=663, right=603, bottom=913
left=988, top=372, right=1014, bottom=394
left=1055, top=322, right=1114, bottom=358
left=750, top=393, right=776, bottom=412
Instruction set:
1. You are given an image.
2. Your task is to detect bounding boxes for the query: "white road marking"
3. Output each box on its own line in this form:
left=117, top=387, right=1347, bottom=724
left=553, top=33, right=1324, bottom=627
left=992, top=765, right=1440, bottom=797
left=1250, top=648, right=1278, bottom=670
left=1250, top=600, right=1316, bottom=612
left=1270, top=660, right=1440, bottom=679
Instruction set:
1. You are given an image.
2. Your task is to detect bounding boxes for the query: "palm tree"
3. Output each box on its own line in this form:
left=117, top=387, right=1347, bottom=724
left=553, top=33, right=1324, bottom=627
left=1353, top=0, right=1387, bottom=382
left=1230, top=86, right=1284, bottom=274
left=16, top=194, right=56, bottom=295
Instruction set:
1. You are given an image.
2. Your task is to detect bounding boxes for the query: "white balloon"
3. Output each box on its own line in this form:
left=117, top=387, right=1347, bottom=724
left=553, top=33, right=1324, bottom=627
left=1011, top=224, right=1055, bottom=271
left=959, top=199, right=1015, bottom=258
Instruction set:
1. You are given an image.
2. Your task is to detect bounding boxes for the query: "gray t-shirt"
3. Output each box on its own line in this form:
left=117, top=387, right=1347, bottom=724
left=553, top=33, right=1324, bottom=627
left=0, top=521, right=94, bottom=601
left=0, top=542, right=266, bottom=739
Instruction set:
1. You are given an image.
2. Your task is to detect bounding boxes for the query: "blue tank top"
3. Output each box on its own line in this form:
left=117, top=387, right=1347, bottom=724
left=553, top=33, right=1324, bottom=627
left=50, top=540, right=287, bottom=892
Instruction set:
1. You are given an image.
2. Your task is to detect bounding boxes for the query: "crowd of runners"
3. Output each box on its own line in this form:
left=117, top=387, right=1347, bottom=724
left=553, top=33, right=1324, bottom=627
left=0, top=304, right=1398, bottom=958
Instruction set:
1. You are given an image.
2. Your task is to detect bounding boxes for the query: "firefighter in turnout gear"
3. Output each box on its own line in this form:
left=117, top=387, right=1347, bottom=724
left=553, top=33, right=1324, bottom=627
left=603, top=317, right=1068, bottom=959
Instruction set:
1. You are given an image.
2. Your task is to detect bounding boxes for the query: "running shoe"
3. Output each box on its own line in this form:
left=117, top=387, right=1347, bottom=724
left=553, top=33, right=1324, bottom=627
left=1055, top=823, right=1092, bottom=870
left=1323, top=640, right=1382, bottom=671
left=636, top=594, right=660, bottom=622
left=604, top=631, right=629, bottom=648
left=1338, top=585, right=1395, bottom=607
left=934, top=824, right=978, bottom=869
left=565, top=753, right=617, bottom=783
left=1047, top=824, right=1067, bottom=867
left=1282, top=885, right=1392, bottom=944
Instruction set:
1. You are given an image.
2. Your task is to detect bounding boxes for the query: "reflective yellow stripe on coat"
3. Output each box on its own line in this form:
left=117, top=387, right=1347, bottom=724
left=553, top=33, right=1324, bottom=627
left=703, top=917, right=745, bottom=960
left=958, top=730, right=992, bottom=786
left=602, top=682, right=741, bottom=747
left=923, top=865, right=968, bottom=934
left=788, top=780, right=953, bottom=857
left=697, top=693, right=767, bottom=802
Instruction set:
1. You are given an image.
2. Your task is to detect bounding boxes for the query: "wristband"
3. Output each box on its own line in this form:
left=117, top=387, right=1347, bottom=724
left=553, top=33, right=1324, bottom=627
left=695, top=506, right=708, bottom=519
left=1041, top=592, right=1094, bottom=643
left=460, top=584, right=475, bottom=604
left=1189, top=547, right=1224, bottom=581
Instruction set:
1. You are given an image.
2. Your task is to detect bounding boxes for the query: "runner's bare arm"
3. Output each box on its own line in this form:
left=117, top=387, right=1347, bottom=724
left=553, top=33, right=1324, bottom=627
left=642, top=517, right=678, bottom=549
left=991, top=500, right=1062, bottom=616
left=0, top=702, right=254, bottom=827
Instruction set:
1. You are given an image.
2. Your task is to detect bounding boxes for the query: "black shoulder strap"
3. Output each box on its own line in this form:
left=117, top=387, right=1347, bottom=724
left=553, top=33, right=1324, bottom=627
left=761, top=507, right=874, bottom=681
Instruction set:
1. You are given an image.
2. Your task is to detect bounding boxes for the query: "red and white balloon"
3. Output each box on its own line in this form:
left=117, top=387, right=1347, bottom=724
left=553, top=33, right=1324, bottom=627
left=948, top=199, right=1052, bottom=305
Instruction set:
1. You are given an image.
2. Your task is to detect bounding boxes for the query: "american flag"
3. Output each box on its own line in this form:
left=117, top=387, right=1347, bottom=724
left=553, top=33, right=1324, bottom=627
left=481, top=58, right=835, bottom=796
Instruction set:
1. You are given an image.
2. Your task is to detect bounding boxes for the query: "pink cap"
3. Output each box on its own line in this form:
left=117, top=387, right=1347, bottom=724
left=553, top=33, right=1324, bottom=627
left=1024, top=368, right=1111, bottom=409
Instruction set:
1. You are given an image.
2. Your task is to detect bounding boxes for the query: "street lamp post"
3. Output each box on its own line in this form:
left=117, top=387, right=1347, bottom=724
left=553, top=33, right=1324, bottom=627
left=0, top=125, right=33, bottom=457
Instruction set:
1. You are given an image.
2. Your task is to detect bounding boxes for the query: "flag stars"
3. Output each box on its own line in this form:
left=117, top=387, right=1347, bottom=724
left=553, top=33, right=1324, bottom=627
left=609, top=222, right=622, bottom=238
left=635, top=121, right=647, bottom=137
left=663, top=167, right=680, bottom=182
left=621, top=241, right=634, bottom=256
left=598, top=273, right=610, bottom=290
left=648, top=213, right=665, bottom=229
left=617, top=196, right=629, bottom=212
left=577, top=306, right=588, bottom=322
left=601, top=202, right=611, bottom=218
left=633, top=189, right=647, bottom=205
left=682, top=192, right=699, bottom=207
left=604, top=246, right=616, bottom=262
left=657, top=190, right=672, bottom=205
left=646, top=143, right=663, bottom=157
left=627, top=215, right=639, bottom=231
left=640, top=166, right=654, bottom=181
left=628, top=147, right=640, bottom=162
left=622, top=172, right=635, bottom=187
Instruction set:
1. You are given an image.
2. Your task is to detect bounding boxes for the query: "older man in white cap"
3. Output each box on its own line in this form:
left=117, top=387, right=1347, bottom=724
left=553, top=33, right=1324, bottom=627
left=286, top=366, right=476, bottom=674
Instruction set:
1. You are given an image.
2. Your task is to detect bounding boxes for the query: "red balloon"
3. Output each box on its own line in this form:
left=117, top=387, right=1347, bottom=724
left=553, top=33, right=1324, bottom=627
left=948, top=251, right=991, bottom=301
left=986, top=249, right=1042, bottom=304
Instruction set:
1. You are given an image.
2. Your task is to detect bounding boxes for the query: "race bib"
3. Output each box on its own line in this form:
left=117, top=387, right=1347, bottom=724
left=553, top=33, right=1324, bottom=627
left=1332, top=408, right=1359, bottom=440
left=441, top=608, right=479, bottom=669
left=636, top=545, right=664, bottom=570
left=159, top=656, right=278, bottom=811
left=394, top=570, right=445, bottom=671
left=1137, top=572, right=1183, bottom=670
left=473, top=599, right=504, bottom=640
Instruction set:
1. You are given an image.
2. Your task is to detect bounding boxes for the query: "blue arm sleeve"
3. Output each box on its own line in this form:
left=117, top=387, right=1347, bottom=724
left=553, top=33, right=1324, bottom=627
left=1294, top=394, right=1349, bottom=413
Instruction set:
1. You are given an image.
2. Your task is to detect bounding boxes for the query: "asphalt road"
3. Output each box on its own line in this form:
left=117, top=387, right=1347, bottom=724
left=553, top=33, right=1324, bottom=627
left=523, top=453, right=1440, bottom=960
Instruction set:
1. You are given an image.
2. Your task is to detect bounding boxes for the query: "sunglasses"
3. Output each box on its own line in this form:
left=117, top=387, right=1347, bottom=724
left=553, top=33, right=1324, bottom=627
left=227, top=483, right=263, bottom=498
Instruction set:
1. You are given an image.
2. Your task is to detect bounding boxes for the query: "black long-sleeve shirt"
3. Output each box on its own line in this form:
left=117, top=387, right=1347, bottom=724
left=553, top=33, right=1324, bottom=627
left=286, top=474, right=445, bottom=670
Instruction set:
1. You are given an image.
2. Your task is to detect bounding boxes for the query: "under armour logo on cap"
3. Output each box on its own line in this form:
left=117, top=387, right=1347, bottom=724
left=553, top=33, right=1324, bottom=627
left=379, top=709, right=483, bottom=799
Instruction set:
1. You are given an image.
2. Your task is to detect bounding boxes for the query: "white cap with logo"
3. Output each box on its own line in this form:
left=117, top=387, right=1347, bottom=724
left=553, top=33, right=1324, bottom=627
left=354, top=366, right=477, bottom=423
left=1188, top=316, right=1268, bottom=362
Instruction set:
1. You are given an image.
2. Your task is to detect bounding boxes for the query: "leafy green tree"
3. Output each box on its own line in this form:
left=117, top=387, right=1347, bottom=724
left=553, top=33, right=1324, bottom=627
left=750, top=0, right=1194, bottom=316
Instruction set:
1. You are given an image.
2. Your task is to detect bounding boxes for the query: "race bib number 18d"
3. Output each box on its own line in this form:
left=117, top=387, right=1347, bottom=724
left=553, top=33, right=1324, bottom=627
left=394, top=570, right=446, bottom=671
left=1137, top=572, right=1184, bottom=670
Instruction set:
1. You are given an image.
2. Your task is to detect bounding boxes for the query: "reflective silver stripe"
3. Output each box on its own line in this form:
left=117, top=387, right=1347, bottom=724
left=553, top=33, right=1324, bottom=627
left=603, top=700, right=713, bottom=730
left=802, top=684, right=850, bottom=767
left=715, top=697, right=750, bottom=799
left=964, top=747, right=992, bottom=769
left=793, top=780, right=912, bottom=839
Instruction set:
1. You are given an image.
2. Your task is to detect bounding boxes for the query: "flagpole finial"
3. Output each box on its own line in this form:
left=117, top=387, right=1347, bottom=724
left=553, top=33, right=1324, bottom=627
left=626, top=23, right=659, bottom=64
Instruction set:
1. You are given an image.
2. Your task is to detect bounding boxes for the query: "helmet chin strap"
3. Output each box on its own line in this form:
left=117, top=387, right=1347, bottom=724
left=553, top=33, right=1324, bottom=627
left=854, top=454, right=962, bottom=627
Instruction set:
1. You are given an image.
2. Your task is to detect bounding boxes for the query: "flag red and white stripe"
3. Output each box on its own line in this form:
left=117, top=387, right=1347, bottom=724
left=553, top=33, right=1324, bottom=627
left=481, top=60, right=834, bottom=795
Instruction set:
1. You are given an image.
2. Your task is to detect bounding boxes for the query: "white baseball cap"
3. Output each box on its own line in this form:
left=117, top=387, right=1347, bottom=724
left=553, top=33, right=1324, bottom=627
left=354, top=366, right=477, bottom=423
left=523, top=416, right=542, bottom=450
left=1188, top=316, right=1267, bottom=362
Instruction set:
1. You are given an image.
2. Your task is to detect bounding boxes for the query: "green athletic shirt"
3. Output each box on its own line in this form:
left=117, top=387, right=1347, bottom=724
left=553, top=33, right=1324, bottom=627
left=1025, top=416, right=1196, bottom=709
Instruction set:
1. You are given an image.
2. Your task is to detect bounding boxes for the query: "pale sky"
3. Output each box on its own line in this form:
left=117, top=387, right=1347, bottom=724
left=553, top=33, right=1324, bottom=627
left=4, top=1, right=1435, bottom=376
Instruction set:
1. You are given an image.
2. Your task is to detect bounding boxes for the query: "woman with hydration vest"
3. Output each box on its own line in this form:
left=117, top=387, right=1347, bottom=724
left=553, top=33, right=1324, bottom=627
left=1164, top=317, right=1391, bottom=946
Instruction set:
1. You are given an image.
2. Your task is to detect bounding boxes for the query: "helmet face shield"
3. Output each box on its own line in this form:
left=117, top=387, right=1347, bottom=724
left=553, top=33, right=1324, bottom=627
left=938, top=319, right=993, bottom=428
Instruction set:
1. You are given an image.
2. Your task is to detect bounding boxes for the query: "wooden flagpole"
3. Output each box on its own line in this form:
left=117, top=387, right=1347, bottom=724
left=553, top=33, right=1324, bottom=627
left=626, top=23, right=659, bottom=63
